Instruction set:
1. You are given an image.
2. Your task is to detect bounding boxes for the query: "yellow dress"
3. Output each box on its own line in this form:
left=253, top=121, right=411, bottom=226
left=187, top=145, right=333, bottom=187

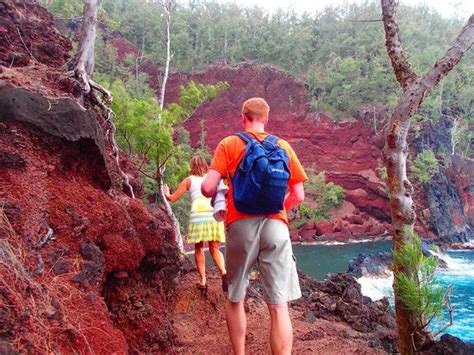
left=187, top=176, right=225, bottom=244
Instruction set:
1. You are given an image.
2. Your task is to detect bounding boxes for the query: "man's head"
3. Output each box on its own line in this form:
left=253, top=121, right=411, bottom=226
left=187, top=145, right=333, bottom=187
left=241, top=97, right=270, bottom=129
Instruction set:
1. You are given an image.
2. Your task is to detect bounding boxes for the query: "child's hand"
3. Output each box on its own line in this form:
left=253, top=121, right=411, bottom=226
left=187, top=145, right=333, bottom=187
left=214, top=210, right=226, bottom=222
left=163, top=184, right=170, bottom=196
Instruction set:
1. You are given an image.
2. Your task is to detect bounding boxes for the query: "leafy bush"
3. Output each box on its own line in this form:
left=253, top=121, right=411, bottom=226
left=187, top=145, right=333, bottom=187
left=297, top=171, right=345, bottom=223
left=409, top=149, right=440, bottom=184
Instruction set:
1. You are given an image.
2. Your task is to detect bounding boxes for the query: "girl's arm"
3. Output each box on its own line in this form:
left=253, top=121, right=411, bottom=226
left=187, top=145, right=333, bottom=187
left=164, top=177, right=191, bottom=203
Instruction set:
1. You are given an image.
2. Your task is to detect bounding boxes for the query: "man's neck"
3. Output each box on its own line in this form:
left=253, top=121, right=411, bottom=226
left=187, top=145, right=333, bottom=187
left=245, top=123, right=265, bottom=133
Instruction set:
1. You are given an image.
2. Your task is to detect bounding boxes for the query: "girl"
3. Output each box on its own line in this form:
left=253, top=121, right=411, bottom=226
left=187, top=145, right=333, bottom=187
left=164, top=156, right=226, bottom=289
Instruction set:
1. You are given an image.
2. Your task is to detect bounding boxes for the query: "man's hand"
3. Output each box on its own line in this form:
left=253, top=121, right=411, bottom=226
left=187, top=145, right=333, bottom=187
left=284, top=182, right=304, bottom=211
left=202, top=169, right=222, bottom=197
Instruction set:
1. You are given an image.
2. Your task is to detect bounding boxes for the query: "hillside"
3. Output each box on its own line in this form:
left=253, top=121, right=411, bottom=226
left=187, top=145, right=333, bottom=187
left=111, top=33, right=473, bottom=246
left=1, top=1, right=473, bottom=353
left=0, top=1, right=398, bottom=353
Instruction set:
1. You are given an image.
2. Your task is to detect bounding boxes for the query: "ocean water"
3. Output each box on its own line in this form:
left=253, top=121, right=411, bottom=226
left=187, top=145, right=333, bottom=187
left=292, top=241, right=474, bottom=343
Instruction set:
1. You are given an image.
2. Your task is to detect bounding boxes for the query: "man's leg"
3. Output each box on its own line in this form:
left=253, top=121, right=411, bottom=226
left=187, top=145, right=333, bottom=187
left=257, top=219, right=301, bottom=355
left=267, top=302, right=293, bottom=355
left=225, top=219, right=262, bottom=353
left=226, top=299, right=246, bottom=355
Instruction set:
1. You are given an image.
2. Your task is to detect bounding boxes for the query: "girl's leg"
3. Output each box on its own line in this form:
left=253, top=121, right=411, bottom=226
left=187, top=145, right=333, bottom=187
left=194, top=241, right=206, bottom=286
left=208, top=241, right=226, bottom=276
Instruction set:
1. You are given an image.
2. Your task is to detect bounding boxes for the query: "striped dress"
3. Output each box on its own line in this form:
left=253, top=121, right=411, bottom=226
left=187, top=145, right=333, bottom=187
left=187, top=175, right=225, bottom=244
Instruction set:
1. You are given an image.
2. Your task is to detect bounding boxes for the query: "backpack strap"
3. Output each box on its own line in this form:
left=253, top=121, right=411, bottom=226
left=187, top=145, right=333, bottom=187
left=235, top=132, right=255, bottom=144
left=262, top=134, right=279, bottom=148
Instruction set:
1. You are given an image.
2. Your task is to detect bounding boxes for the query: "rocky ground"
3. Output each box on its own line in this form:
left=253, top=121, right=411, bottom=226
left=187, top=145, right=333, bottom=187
left=172, top=268, right=396, bottom=354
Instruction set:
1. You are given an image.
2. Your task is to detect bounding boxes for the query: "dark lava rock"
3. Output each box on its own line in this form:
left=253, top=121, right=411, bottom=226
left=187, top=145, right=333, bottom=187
left=347, top=251, right=392, bottom=278
left=420, top=334, right=474, bottom=355
left=426, top=172, right=473, bottom=245
left=297, top=272, right=398, bottom=353
left=0, top=85, right=111, bottom=189
left=71, top=242, right=105, bottom=287
left=52, top=257, right=69, bottom=275
left=0, top=151, right=26, bottom=169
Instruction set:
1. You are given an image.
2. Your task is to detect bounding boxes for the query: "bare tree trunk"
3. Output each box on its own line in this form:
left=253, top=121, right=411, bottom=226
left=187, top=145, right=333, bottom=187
left=381, top=1, right=473, bottom=353
left=69, top=0, right=135, bottom=199
left=70, top=0, right=97, bottom=93
left=157, top=168, right=184, bottom=254
left=154, top=1, right=183, bottom=251
left=159, top=0, right=173, bottom=110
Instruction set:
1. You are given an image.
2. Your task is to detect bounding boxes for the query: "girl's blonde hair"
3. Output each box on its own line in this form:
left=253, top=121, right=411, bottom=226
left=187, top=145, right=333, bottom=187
left=190, top=155, right=208, bottom=177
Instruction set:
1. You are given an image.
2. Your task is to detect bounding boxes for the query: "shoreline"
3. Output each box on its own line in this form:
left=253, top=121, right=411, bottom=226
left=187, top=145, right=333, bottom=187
left=294, top=235, right=391, bottom=246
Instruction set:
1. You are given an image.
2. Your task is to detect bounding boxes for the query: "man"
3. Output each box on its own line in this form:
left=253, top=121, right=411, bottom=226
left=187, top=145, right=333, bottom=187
left=201, top=97, right=307, bottom=355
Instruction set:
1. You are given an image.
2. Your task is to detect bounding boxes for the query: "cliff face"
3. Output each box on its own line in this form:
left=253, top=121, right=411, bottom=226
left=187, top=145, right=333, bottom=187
left=161, top=63, right=394, bottom=242
left=415, top=118, right=474, bottom=245
left=0, top=2, right=181, bottom=353
left=162, top=63, right=471, bottom=244
left=107, top=25, right=473, bottom=244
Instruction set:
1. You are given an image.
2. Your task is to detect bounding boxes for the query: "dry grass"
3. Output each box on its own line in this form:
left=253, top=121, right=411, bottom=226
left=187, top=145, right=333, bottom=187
left=0, top=207, right=104, bottom=353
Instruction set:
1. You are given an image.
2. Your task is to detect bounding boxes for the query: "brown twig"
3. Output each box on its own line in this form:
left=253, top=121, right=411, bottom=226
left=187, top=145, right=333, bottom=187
left=16, top=27, right=39, bottom=63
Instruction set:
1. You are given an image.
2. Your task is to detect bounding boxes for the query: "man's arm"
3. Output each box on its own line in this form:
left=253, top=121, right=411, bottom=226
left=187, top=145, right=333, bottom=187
left=201, top=169, right=222, bottom=198
left=284, top=182, right=304, bottom=211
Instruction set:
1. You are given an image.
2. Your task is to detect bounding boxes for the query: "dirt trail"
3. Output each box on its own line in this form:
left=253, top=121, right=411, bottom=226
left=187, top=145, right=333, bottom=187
left=172, top=270, right=385, bottom=354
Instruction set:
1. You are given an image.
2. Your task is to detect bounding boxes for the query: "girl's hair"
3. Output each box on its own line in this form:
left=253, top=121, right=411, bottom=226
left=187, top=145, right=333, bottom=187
left=190, top=155, right=208, bottom=177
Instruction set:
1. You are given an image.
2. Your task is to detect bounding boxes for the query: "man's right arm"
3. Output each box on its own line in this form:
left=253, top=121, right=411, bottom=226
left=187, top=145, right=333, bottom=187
left=202, top=139, right=227, bottom=198
left=201, top=169, right=222, bottom=197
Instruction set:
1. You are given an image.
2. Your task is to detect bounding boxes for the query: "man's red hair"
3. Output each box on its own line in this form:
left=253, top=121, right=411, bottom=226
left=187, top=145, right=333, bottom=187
left=241, top=97, right=270, bottom=122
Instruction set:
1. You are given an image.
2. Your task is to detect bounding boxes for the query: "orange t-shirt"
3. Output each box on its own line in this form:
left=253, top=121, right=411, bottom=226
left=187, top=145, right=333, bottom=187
left=209, top=130, right=308, bottom=226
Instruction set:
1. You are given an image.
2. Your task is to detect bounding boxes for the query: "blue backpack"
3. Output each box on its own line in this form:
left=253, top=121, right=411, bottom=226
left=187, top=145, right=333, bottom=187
left=232, top=132, right=290, bottom=214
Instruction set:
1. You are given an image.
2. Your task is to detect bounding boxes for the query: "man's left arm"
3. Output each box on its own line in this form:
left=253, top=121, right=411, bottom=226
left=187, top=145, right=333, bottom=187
left=282, top=140, right=308, bottom=211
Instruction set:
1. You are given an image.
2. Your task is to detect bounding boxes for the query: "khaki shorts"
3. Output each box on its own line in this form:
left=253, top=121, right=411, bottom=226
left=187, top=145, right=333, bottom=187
left=225, top=217, right=301, bottom=304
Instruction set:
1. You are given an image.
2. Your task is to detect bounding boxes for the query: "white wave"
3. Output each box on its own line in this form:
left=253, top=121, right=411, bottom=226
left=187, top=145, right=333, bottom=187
left=357, top=273, right=394, bottom=301
left=300, top=238, right=389, bottom=246
left=301, top=241, right=345, bottom=246
left=430, top=250, right=474, bottom=277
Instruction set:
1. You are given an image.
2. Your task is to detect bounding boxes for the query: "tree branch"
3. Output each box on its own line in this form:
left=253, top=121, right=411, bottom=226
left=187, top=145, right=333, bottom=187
left=381, top=0, right=418, bottom=90
left=138, top=168, right=156, bottom=180
left=422, top=14, right=474, bottom=89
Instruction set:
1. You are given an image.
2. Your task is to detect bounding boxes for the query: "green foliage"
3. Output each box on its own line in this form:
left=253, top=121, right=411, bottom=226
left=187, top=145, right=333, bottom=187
left=393, top=229, right=451, bottom=331
left=297, top=171, right=345, bottom=223
left=101, top=77, right=226, bottom=227
left=39, top=0, right=83, bottom=18
left=409, top=149, right=440, bottom=184
left=95, top=0, right=471, bottom=121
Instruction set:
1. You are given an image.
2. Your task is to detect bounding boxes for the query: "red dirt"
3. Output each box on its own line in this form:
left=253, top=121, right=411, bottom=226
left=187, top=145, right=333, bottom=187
left=172, top=270, right=393, bottom=354
left=0, top=0, right=72, bottom=69
left=0, top=117, right=180, bottom=353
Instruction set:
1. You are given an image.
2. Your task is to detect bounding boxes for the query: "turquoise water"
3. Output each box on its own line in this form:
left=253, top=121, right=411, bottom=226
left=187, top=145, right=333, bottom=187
left=292, top=241, right=392, bottom=280
left=292, top=242, right=474, bottom=344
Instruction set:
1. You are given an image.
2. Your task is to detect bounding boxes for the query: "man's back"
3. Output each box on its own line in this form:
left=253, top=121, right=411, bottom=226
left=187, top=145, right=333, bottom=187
left=209, top=130, right=307, bottom=226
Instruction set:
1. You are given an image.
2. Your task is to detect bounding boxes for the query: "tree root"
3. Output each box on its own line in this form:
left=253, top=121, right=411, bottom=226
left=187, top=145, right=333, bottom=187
left=91, top=89, right=136, bottom=199
left=34, top=253, right=44, bottom=275
left=35, top=223, right=54, bottom=250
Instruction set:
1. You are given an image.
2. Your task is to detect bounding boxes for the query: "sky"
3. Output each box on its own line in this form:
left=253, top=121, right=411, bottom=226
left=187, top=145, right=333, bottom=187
left=220, top=0, right=473, bottom=19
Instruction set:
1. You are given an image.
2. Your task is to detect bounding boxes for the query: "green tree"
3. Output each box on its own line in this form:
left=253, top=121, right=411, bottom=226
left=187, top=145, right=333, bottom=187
left=295, top=171, right=345, bottom=226
left=409, top=149, right=439, bottom=184
left=393, top=229, right=453, bottom=345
